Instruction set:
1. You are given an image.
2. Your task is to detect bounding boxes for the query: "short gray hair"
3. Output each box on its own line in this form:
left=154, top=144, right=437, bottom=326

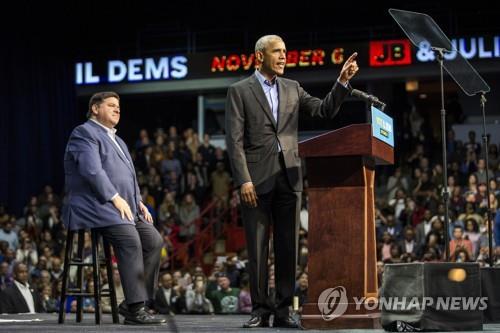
left=255, top=35, right=283, bottom=53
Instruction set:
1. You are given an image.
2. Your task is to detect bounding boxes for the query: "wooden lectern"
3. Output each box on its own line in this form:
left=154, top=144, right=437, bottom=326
left=299, top=123, right=394, bottom=329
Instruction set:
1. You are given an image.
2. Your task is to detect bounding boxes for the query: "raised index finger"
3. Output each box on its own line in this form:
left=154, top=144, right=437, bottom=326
left=345, top=52, right=358, bottom=64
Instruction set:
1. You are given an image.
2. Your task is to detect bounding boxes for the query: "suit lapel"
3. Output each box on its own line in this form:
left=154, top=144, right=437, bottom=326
left=104, top=134, right=131, bottom=169
left=116, top=136, right=136, bottom=174
left=87, top=121, right=134, bottom=173
left=249, top=75, right=277, bottom=130
left=13, top=284, right=30, bottom=312
left=277, top=78, right=288, bottom=132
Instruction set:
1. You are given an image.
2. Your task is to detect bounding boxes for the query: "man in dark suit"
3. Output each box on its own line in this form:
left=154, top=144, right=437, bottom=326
left=0, top=263, right=44, bottom=313
left=62, top=91, right=164, bottom=325
left=225, top=35, right=358, bottom=328
left=154, top=272, right=184, bottom=314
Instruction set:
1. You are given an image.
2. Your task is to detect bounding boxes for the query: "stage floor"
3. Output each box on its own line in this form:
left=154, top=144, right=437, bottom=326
left=1, top=313, right=500, bottom=332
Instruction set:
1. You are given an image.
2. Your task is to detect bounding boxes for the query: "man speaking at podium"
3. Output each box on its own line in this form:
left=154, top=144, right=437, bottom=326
left=225, top=35, right=359, bottom=328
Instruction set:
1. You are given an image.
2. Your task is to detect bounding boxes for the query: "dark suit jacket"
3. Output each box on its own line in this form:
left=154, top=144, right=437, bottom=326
left=62, top=120, right=145, bottom=230
left=154, top=287, right=184, bottom=314
left=225, top=73, right=349, bottom=194
left=397, top=239, right=418, bottom=256
left=0, top=283, right=44, bottom=313
left=377, top=224, right=403, bottom=241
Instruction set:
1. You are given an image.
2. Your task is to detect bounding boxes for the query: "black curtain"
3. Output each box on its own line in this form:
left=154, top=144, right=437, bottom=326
left=0, top=24, right=79, bottom=216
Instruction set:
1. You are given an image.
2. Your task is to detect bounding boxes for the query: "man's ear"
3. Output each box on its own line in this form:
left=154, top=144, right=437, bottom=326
left=92, top=104, right=99, bottom=116
left=256, top=51, right=263, bottom=63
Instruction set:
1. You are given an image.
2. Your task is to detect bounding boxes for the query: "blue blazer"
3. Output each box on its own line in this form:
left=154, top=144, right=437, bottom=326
left=62, top=120, right=144, bottom=230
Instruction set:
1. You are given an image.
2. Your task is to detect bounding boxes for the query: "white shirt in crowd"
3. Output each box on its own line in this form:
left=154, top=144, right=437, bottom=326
left=14, top=280, right=35, bottom=313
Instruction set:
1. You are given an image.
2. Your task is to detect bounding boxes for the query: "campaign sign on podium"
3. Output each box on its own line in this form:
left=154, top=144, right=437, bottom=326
left=371, top=105, right=394, bottom=147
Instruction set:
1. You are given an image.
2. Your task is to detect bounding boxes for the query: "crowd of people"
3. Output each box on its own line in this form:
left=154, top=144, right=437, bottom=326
left=374, top=118, right=500, bottom=281
left=2, top=117, right=500, bottom=315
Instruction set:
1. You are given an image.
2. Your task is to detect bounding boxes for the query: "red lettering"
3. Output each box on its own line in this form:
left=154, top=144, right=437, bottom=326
left=211, top=56, right=226, bottom=72
left=311, top=49, right=325, bottom=66
left=299, top=50, right=311, bottom=66
left=331, top=48, right=344, bottom=64
left=240, top=54, right=255, bottom=70
left=226, top=54, right=241, bottom=71
left=286, top=50, right=299, bottom=67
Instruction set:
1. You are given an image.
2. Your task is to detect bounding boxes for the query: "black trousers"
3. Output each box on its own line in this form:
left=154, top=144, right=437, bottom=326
left=241, top=153, right=300, bottom=318
left=96, top=220, right=163, bottom=305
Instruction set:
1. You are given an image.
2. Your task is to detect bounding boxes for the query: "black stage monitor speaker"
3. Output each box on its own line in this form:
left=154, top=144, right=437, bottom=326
left=380, top=262, right=483, bottom=331
left=481, top=267, right=500, bottom=323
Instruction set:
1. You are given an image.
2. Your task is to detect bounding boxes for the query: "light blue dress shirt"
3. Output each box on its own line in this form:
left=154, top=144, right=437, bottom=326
left=254, top=69, right=279, bottom=125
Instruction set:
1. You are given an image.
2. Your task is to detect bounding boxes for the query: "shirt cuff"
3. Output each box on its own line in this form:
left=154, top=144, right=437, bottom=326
left=110, top=193, right=119, bottom=201
left=337, top=78, right=349, bottom=88
left=241, top=182, right=253, bottom=186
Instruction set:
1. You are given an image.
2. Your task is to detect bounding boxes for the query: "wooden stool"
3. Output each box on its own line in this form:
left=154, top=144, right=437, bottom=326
left=58, top=229, right=119, bottom=324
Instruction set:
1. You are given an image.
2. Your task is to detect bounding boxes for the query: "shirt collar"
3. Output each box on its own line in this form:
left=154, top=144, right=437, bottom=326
left=14, top=279, right=30, bottom=290
left=90, top=118, right=117, bottom=136
left=255, top=69, right=277, bottom=87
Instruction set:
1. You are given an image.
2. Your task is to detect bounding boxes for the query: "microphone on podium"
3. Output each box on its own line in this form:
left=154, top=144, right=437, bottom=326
left=350, top=88, right=387, bottom=111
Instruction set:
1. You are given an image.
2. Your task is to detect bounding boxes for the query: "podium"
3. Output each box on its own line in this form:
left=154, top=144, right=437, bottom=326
left=299, top=123, right=394, bottom=329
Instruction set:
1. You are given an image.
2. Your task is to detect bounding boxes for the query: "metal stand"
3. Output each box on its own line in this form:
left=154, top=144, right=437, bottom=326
left=479, top=93, right=494, bottom=266
left=434, top=47, right=451, bottom=261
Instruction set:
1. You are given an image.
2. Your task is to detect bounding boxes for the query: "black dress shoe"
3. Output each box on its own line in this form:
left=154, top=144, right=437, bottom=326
left=119, top=302, right=159, bottom=318
left=123, top=307, right=166, bottom=325
left=118, top=301, right=133, bottom=317
left=243, top=315, right=270, bottom=328
left=273, top=316, right=299, bottom=328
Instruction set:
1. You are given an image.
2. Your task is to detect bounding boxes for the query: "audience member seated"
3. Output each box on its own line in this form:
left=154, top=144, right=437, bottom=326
left=101, top=265, right=124, bottom=314
left=185, top=278, right=214, bottom=314
left=238, top=274, right=252, bottom=314
left=0, top=263, right=44, bottom=313
left=209, top=272, right=240, bottom=314
left=293, top=272, right=308, bottom=313
left=449, top=225, right=473, bottom=260
left=154, top=272, right=184, bottom=314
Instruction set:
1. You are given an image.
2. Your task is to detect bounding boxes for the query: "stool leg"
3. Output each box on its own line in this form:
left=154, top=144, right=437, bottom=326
left=76, top=230, right=85, bottom=323
left=58, top=230, right=74, bottom=324
left=91, top=230, right=102, bottom=324
left=103, top=237, right=119, bottom=323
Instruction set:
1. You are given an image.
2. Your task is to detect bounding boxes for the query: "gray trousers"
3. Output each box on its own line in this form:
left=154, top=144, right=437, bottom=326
left=96, top=221, right=163, bottom=305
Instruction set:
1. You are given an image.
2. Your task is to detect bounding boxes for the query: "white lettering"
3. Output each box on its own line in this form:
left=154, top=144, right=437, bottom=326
left=364, top=297, right=378, bottom=311
left=171, top=56, right=188, bottom=79
left=378, top=297, right=393, bottom=311
left=450, top=297, right=461, bottom=311
left=145, top=57, right=169, bottom=80
left=108, top=61, right=127, bottom=83
left=462, top=297, right=480, bottom=310
left=128, top=59, right=144, bottom=81
left=478, top=37, right=493, bottom=58
left=76, top=63, right=83, bottom=85
left=458, top=37, right=476, bottom=59
left=479, top=297, right=488, bottom=310
left=417, top=36, right=500, bottom=62
left=407, top=297, right=420, bottom=310
left=422, top=297, right=433, bottom=310
left=392, top=297, right=406, bottom=310
left=436, top=297, right=449, bottom=310
left=84, top=62, right=100, bottom=84
left=353, top=297, right=365, bottom=310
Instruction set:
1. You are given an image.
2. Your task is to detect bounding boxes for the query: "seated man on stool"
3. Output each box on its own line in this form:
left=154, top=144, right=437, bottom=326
left=62, top=91, right=164, bottom=325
